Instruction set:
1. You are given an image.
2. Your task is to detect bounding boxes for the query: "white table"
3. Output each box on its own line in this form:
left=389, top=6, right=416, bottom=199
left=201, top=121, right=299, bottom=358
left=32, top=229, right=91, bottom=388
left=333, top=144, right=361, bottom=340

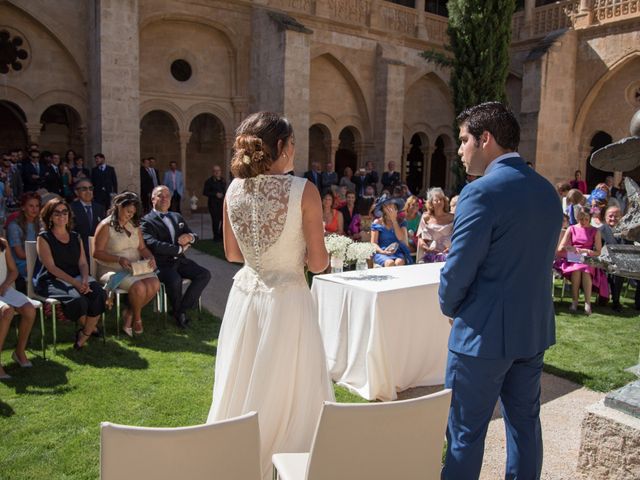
left=312, top=263, right=450, bottom=401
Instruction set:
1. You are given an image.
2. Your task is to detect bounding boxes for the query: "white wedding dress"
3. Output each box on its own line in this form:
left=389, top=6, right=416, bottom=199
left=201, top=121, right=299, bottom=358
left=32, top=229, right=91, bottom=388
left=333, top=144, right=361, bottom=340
left=207, top=174, right=334, bottom=479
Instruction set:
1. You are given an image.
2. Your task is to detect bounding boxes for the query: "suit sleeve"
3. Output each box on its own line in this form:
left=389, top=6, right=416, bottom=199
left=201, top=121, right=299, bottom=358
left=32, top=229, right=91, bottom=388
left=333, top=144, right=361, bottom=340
left=141, top=219, right=181, bottom=256
left=111, top=168, right=118, bottom=193
left=439, top=185, right=494, bottom=318
left=176, top=214, right=197, bottom=241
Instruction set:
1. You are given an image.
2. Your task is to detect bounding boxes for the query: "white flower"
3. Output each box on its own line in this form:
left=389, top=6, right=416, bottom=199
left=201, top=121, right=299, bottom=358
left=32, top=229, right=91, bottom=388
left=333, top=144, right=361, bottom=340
left=345, top=241, right=377, bottom=262
left=243, top=154, right=251, bottom=165
left=324, top=234, right=353, bottom=262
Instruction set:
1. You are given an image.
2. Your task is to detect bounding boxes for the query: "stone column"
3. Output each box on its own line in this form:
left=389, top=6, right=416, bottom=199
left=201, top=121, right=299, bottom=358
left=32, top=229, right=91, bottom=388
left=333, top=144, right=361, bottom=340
left=88, top=0, right=140, bottom=193
left=179, top=131, right=192, bottom=212
left=523, top=0, right=535, bottom=39
left=444, top=147, right=458, bottom=193
left=231, top=96, right=249, bottom=126
left=415, top=0, right=427, bottom=40
left=250, top=8, right=313, bottom=175
left=327, top=139, right=339, bottom=166
left=25, top=122, right=42, bottom=146
left=422, top=145, right=433, bottom=189
left=373, top=44, right=406, bottom=180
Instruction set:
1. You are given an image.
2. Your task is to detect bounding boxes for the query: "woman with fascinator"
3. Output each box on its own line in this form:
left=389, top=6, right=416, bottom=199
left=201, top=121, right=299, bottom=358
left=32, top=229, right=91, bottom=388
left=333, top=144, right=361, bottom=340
left=371, top=196, right=413, bottom=267
left=93, top=192, right=160, bottom=337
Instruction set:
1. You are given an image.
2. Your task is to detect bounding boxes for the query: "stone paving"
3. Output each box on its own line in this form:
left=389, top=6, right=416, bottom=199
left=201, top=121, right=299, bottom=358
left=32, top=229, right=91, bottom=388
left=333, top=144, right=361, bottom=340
left=187, top=211, right=603, bottom=478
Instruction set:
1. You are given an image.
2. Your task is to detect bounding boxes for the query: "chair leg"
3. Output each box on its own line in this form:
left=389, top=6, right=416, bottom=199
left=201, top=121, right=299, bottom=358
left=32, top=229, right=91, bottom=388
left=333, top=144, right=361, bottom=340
left=116, top=293, right=121, bottom=338
left=163, top=285, right=168, bottom=327
left=560, top=278, right=566, bottom=303
left=39, top=306, right=46, bottom=360
left=101, top=313, right=106, bottom=345
left=51, top=304, right=57, bottom=356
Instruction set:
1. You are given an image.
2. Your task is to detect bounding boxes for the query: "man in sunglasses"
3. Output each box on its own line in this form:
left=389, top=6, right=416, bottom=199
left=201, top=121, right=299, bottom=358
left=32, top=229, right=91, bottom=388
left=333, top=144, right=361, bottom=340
left=70, top=178, right=105, bottom=263
left=22, top=150, right=44, bottom=192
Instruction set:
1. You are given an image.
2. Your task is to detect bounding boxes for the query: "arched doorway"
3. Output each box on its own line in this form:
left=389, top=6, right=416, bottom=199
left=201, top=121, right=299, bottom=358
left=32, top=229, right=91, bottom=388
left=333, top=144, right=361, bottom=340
left=187, top=113, right=225, bottom=208
left=430, top=136, right=447, bottom=189
left=406, top=133, right=428, bottom=195
left=0, top=101, right=27, bottom=152
left=39, top=104, right=83, bottom=155
left=335, top=127, right=358, bottom=177
left=140, top=110, right=180, bottom=173
left=586, top=131, right=613, bottom=190
left=308, top=124, right=330, bottom=172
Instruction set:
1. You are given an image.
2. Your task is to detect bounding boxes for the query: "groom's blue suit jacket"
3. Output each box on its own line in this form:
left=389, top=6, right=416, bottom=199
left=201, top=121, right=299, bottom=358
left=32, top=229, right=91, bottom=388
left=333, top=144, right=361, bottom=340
left=439, top=155, right=562, bottom=359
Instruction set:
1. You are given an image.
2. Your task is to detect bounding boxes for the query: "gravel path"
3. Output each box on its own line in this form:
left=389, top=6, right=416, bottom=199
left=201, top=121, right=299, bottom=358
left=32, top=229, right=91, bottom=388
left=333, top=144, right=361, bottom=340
left=187, top=213, right=600, bottom=478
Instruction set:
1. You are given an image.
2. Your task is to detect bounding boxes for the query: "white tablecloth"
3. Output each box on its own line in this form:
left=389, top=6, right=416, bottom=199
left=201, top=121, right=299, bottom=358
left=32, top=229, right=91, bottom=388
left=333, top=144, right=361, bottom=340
left=312, top=263, right=450, bottom=401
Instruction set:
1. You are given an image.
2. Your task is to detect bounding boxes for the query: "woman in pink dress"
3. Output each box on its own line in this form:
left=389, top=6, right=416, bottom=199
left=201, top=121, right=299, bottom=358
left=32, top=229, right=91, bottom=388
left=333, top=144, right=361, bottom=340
left=557, top=207, right=607, bottom=315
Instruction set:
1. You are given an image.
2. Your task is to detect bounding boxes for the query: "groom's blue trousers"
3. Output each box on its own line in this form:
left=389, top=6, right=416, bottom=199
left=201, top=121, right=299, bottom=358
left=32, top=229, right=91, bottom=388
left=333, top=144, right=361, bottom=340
left=441, top=350, right=545, bottom=480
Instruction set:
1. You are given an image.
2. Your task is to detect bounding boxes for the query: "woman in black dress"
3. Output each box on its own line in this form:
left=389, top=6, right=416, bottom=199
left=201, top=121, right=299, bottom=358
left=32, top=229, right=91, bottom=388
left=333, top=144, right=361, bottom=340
left=35, top=198, right=107, bottom=349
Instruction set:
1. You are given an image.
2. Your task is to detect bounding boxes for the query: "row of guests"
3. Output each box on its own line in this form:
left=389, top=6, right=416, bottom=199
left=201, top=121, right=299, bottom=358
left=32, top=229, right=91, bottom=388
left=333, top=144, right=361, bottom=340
left=0, top=186, right=211, bottom=379
left=322, top=186, right=456, bottom=268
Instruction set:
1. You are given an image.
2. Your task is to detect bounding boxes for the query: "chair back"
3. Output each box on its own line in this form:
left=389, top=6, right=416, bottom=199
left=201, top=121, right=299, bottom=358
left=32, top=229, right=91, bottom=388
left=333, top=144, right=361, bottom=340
left=100, top=411, right=262, bottom=480
left=306, top=389, right=452, bottom=480
left=25, top=240, right=37, bottom=298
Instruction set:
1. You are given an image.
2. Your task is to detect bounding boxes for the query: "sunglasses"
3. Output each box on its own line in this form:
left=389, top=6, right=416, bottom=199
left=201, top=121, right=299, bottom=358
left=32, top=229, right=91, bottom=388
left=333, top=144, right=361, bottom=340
left=76, top=186, right=94, bottom=192
left=52, top=209, right=69, bottom=217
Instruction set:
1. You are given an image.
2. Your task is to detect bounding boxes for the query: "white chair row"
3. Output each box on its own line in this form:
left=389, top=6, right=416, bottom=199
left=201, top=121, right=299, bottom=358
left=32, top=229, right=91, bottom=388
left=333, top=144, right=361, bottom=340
left=100, top=389, right=452, bottom=480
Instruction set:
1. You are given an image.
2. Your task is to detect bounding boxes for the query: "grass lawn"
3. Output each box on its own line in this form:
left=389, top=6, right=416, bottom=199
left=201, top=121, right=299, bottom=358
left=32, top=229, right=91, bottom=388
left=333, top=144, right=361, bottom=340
left=0, top=278, right=637, bottom=478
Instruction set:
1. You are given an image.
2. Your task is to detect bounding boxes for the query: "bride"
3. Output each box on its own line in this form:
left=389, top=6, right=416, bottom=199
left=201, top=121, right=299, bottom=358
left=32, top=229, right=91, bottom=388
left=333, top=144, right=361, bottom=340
left=207, top=112, right=334, bottom=478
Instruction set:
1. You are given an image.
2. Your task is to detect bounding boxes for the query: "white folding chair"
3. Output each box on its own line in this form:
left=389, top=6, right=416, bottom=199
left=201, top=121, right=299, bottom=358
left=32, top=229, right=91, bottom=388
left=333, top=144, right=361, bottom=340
left=159, top=279, right=202, bottom=324
left=89, top=236, right=126, bottom=337
left=101, top=411, right=262, bottom=480
left=26, top=240, right=61, bottom=355
left=272, top=389, right=452, bottom=480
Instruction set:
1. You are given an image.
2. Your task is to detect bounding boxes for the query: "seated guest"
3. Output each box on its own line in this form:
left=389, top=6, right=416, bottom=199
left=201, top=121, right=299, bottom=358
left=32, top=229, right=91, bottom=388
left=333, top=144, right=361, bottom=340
left=70, top=178, right=106, bottom=264
left=402, top=195, right=422, bottom=252
left=557, top=207, right=606, bottom=315
left=141, top=186, right=211, bottom=329
left=417, top=187, right=454, bottom=263
left=35, top=198, right=107, bottom=349
left=322, top=191, right=344, bottom=235
left=0, top=236, right=38, bottom=379
left=7, top=192, right=41, bottom=292
left=348, top=199, right=374, bottom=242
left=339, top=190, right=357, bottom=237
left=600, top=205, right=625, bottom=311
left=93, top=192, right=161, bottom=337
left=371, top=197, right=413, bottom=267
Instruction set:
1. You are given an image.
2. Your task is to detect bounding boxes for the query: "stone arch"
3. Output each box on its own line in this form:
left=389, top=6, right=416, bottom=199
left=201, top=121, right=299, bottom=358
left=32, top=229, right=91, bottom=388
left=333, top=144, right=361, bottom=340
left=0, top=100, right=28, bottom=152
left=585, top=131, right=613, bottom=190
left=187, top=113, right=226, bottom=208
left=38, top=104, right=83, bottom=155
left=184, top=103, right=233, bottom=141
left=140, top=110, right=181, bottom=180
left=310, top=53, right=371, bottom=139
left=575, top=52, right=640, bottom=144
left=335, top=126, right=361, bottom=177
left=33, top=91, right=87, bottom=127
left=309, top=123, right=332, bottom=171
left=140, top=100, right=186, bottom=134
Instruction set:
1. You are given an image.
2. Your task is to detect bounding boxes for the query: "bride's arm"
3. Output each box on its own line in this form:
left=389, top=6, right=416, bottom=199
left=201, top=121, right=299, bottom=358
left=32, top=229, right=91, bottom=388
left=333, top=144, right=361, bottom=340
left=302, top=181, right=329, bottom=273
left=223, top=198, right=244, bottom=263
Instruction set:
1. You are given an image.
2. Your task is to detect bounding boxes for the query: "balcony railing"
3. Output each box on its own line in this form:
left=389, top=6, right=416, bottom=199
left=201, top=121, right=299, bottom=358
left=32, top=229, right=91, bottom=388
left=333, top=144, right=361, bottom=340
left=262, top=0, right=640, bottom=44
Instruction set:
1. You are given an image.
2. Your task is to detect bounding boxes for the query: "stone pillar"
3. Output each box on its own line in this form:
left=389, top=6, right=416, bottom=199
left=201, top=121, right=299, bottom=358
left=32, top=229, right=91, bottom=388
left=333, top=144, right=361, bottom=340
left=250, top=8, right=313, bottom=175
left=327, top=139, right=339, bottom=166
left=523, top=0, right=535, bottom=38
left=373, top=44, right=406, bottom=179
left=88, top=0, right=141, bottom=193
left=415, top=0, right=427, bottom=40
left=423, top=145, right=434, bottom=189
left=444, top=147, right=458, bottom=193
left=574, top=0, right=593, bottom=29
left=25, top=122, right=42, bottom=146
left=179, top=131, right=192, bottom=212
left=231, top=96, right=249, bottom=126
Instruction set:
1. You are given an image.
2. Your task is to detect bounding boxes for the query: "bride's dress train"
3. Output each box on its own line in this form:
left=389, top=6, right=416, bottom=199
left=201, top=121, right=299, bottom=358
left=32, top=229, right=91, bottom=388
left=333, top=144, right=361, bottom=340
left=207, top=175, right=334, bottom=479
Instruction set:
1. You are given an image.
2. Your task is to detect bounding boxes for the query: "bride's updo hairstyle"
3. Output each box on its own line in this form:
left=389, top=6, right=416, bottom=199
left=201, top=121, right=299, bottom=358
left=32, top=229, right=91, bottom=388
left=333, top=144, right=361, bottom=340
left=231, top=112, right=294, bottom=178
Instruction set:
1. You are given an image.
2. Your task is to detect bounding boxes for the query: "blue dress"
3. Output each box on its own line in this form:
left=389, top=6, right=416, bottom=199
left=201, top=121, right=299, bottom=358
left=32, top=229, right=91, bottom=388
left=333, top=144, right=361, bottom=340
left=371, top=220, right=414, bottom=266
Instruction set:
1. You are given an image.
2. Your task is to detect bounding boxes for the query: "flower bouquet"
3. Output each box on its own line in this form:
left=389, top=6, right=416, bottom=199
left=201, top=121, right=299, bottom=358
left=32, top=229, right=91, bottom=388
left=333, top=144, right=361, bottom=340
left=324, top=234, right=353, bottom=273
left=346, top=241, right=377, bottom=270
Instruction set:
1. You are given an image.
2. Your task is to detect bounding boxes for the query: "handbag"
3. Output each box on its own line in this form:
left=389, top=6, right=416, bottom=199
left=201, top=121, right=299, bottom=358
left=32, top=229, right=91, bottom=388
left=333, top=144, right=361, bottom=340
left=131, top=259, right=154, bottom=276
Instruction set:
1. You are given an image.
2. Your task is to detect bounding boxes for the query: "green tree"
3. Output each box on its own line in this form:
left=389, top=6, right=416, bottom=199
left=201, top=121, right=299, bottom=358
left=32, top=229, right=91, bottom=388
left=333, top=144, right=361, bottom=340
left=422, top=0, right=516, bottom=188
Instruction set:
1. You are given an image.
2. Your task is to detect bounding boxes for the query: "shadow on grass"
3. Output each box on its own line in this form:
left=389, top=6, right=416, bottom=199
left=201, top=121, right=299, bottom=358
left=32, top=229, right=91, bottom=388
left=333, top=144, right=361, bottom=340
left=60, top=339, right=149, bottom=370
left=0, top=399, right=15, bottom=417
left=543, top=364, right=593, bottom=387
left=2, top=357, right=72, bottom=395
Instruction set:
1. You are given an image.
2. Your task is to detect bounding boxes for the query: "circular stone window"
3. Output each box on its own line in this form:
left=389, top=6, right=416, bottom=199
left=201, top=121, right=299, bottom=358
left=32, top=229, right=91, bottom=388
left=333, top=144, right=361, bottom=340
left=0, top=29, right=29, bottom=74
left=170, top=59, right=192, bottom=82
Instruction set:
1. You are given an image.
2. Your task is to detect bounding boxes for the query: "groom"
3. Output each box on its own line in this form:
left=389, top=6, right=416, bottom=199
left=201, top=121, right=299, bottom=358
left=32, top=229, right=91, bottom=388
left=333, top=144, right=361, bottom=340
left=439, top=102, right=562, bottom=479
left=141, top=185, right=211, bottom=328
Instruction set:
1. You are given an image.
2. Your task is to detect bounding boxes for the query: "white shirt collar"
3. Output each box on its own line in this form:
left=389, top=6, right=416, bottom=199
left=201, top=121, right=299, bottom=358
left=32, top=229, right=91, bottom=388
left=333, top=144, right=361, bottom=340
left=484, top=152, right=521, bottom=175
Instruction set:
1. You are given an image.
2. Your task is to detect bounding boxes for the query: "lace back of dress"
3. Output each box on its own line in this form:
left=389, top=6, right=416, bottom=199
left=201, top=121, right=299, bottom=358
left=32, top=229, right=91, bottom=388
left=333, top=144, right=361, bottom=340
left=226, top=175, right=305, bottom=277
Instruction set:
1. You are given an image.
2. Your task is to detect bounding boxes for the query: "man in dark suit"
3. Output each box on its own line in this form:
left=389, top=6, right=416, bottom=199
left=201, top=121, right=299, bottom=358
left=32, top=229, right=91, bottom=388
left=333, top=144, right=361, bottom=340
left=202, top=164, right=226, bottom=241
left=43, top=153, right=63, bottom=196
left=303, top=162, right=323, bottom=191
left=22, top=150, right=44, bottom=192
left=439, top=102, right=562, bottom=479
left=91, top=153, right=118, bottom=209
left=380, top=160, right=400, bottom=193
left=364, top=160, right=379, bottom=194
left=352, top=167, right=368, bottom=198
left=141, top=185, right=211, bottom=328
left=70, top=178, right=106, bottom=263
left=140, top=157, right=156, bottom=213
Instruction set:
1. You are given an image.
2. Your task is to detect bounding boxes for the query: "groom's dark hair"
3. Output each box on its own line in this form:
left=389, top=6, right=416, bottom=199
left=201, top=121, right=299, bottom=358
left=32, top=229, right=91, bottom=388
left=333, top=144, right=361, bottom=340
left=457, top=102, right=520, bottom=151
